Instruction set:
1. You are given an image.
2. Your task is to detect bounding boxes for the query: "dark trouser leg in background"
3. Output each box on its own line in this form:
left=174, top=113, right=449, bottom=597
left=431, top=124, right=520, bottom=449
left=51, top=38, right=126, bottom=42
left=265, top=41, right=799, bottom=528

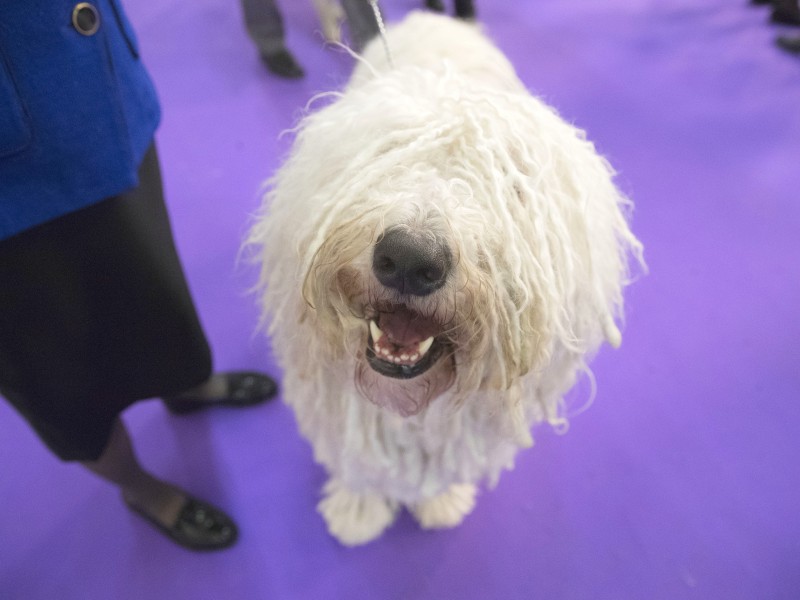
left=239, top=0, right=304, bottom=78
left=341, top=0, right=381, bottom=51
left=454, top=0, right=475, bottom=19
left=771, top=0, right=800, bottom=25
left=425, top=0, right=445, bottom=12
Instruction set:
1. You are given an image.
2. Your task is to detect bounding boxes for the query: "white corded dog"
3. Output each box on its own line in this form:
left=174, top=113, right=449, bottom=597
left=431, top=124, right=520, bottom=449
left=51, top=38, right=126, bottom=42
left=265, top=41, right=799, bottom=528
left=249, top=11, right=644, bottom=546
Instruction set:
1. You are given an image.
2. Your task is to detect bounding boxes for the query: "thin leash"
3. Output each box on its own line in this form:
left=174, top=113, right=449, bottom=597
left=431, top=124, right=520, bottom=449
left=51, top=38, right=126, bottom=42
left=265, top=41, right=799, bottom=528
left=367, top=0, right=394, bottom=68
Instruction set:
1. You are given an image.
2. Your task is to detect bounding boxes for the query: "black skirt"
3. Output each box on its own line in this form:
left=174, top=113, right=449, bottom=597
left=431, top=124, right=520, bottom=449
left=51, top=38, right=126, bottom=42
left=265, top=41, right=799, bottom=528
left=0, top=146, right=212, bottom=461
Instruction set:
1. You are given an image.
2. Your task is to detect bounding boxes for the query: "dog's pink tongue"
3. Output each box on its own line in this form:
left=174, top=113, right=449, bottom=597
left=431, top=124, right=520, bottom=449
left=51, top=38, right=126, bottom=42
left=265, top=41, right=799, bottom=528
left=378, top=306, right=438, bottom=345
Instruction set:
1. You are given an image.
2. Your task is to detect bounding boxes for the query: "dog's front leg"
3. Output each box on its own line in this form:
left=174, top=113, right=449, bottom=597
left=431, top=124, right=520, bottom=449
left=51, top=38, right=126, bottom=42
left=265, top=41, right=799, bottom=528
left=317, top=478, right=399, bottom=546
left=410, top=483, right=477, bottom=529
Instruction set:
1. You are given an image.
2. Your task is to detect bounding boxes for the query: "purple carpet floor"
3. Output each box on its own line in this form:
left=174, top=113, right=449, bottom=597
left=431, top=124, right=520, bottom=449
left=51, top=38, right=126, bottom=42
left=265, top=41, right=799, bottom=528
left=2, top=1, right=799, bottom=598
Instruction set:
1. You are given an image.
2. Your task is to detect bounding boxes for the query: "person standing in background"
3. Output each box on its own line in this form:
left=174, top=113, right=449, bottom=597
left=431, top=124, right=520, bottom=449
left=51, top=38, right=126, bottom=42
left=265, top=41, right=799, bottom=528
left=239, top=0, right=380, bottom=78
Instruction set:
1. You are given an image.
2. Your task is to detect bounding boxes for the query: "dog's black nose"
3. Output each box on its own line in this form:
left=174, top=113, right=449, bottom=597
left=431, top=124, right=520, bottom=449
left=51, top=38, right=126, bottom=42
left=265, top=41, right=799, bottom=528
left=372, top=228, right=451, bottom=296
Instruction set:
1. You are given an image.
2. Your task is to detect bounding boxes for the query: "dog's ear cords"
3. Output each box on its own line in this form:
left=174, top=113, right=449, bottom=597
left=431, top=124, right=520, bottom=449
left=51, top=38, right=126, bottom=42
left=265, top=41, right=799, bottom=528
left=604, top=318, right=622, bottom=349
left=368, top=0, right=394, bottom=69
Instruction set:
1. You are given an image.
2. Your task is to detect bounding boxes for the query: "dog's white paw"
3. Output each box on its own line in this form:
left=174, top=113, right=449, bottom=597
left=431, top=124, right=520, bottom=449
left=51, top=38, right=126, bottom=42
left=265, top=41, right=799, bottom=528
left=411, top=483, right=477, bottom=529
left=318, top=479, right=398, bottom=546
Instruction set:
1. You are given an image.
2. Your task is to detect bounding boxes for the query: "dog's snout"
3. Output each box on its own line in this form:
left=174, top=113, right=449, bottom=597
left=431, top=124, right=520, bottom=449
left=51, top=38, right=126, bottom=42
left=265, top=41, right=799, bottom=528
left=372, top=229, right=451, bottom=296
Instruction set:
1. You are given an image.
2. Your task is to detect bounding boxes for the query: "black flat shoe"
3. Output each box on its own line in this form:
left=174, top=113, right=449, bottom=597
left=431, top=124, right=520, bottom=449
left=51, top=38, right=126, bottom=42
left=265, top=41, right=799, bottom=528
left=777, top=34, right=800, bottom=52
left=163, top=371, right=278, bottom=415
left=125, top=496, right=238, bottom=551
left=771, top=2, right=800, bottom=25
left=261, top=48, right=305, bottom=79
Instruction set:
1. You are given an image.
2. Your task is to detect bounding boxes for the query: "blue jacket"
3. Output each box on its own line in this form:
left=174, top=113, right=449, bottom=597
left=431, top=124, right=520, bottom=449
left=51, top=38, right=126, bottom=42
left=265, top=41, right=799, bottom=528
left=0, top=0, right=160, bottom=240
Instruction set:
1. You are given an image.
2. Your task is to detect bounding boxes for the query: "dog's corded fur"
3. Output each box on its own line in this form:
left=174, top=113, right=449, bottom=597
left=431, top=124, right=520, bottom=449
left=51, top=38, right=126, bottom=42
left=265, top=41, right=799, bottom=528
left=248, top=12, right=643, bottom=545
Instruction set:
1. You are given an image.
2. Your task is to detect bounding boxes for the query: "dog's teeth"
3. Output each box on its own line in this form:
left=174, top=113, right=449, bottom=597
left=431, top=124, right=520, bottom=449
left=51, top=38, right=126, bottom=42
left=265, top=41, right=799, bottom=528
left=418, top=336, right=434, bottom=357
left=410, top=353, right=419, bottom=361
left=369, top=320, right=383, bottom=343
left=400, top=354, right=409, bottom=361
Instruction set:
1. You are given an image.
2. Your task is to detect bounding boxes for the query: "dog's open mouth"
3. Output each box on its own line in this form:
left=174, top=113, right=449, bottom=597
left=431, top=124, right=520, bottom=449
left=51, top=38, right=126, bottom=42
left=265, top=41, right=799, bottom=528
left=365, top=305, right=446, bottom=379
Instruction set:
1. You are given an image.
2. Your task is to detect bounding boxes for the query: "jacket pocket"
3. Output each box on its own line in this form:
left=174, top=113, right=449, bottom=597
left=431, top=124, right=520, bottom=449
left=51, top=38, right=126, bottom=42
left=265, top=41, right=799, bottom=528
left=0, top=50, right=32, bottom=158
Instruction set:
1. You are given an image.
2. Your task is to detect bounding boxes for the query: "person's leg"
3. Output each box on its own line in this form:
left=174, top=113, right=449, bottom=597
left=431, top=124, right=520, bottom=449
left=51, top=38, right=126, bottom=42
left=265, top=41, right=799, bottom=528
left=454, top=0, right=476, bottom=20
left=240, top=0, right=286, bottom=53
left=82, top=418, right=238, bottom=550
left=771, top=0, right=800, bottom=25
left=240, top=0, right=304, bottom=78
left=126, top=144, right=277, bottom=413
left=82, top=418, right=184, bottom=521
left=424, top=0, right=446, bottom=12
left=340, top=0, right=381, bottom=52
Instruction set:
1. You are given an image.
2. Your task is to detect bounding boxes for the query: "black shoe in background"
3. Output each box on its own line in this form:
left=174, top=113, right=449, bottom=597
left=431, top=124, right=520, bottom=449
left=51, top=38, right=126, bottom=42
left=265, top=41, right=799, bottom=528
left=771, top=0, right=800, bottom=25
left=261, top=48, right=305, bottom=79
left=777, top=34, right=800, bottom=52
